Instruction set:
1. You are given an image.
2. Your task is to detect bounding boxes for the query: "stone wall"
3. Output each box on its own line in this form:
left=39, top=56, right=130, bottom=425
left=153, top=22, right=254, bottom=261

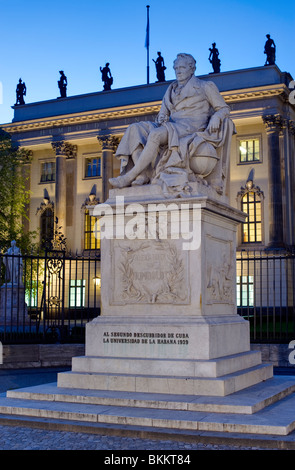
left=0, top=344, right=85, bottom=369
left=0, top=343, right=294, bottom=370
left=251, top=343, right=295, bottom=368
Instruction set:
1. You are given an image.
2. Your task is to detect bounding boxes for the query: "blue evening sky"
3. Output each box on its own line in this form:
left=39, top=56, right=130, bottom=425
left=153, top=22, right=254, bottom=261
left=0, top=0, right=294, bottom=124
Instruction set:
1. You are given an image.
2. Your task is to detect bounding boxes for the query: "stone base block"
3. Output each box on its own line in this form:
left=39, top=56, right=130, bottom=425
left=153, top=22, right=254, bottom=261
left=85, top=315, right=251, bottom=361
left=0, top=285, right=28, bottom=325
left=57, top=362, right=273, bottom=396
left=55, top=314, right=273, bottom=397
left=71, top=350, right=262, bottom=378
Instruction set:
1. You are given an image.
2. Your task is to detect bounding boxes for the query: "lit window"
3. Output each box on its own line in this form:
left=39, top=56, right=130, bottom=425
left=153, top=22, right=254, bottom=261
left=69, top=279, right=86, bottom=307
left=239, top=138, right=260, bottom=163
left=85, top=156, right=101, bottom=178
left=25, top=281, right=39, bottom=307
left=40, top=207, right=54, bottom=247
left=236, top=275, right=254, bottom=307
left=84, top=210, right=100, bottom=250
left=241, top=191, right=262, bottom=243
left=41, top=161, right=56, bottom=182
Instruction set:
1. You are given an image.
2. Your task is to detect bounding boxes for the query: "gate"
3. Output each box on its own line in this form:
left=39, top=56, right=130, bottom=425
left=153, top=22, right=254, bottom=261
left=237, top=250, right=295, bottom=342
left=0, top=249, right=101, bottom=344
left=1, top=247, right=295, bottom=344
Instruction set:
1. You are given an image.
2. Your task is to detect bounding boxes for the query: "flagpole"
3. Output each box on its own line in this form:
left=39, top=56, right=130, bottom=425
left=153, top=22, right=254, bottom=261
left=146, top=5, right=150, bottom=84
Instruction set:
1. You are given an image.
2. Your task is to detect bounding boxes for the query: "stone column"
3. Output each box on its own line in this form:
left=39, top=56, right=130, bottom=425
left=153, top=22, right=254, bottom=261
left=263, top=114, right=284, bottom=249
left=97, top=135, right=119, bottom=202
left=288, top=121, right=295, bottom=246
left=51, top=141, right=77, bottom=239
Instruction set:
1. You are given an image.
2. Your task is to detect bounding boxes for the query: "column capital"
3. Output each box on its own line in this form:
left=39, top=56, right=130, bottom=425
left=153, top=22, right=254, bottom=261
left=288, top=120, right=295, bottom=136
left=51, top=141, right=77, bottom=158
left=97, top=134, right=119, bottom=151
left=262, top=114, right=284, bottom=134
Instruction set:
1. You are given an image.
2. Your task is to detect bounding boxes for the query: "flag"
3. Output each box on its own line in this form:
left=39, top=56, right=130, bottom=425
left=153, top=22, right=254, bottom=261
left=145, top=5, right=150, bottom=49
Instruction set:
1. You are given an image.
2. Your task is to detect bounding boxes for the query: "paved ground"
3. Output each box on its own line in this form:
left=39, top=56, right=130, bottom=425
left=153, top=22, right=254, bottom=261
left=0, top=424, right=260, bottom=451
left=0, top=366, right=293, bottom=451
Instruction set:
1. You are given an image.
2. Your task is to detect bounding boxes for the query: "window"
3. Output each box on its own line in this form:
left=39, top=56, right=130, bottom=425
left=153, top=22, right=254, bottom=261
left=40, top=207, right=54, bottom=247
left=239, top=138, right=260, bottom=163
left=69, top=279, right=85, bottom=307
left=85, top=156, right=101, bottom=178
left=84, top=209, right=100, bottom=250
left=236, top=275, right=254, bottom=307
left=25, top=281, right=39, bottom=307
left=241, top=191, right=262, bottom=243
left=41, top=161, right=56, bottom=182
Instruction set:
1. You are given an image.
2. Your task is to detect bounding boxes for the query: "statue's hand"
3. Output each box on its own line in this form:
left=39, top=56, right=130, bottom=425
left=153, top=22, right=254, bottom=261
left=156, top=114, right=168, bottom=125
left=207, top=115, right=221, bottom=133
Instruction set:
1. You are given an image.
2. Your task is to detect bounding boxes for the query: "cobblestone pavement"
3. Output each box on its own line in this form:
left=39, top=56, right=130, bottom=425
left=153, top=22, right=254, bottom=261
left=0, top=424, right=268, bottom=450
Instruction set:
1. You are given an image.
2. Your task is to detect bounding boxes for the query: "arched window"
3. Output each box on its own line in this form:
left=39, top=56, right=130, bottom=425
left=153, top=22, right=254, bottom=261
left=238, top=172, right=264, bottom=245
left=40, top=207, right=54, bottom=247
left=241, top=191, right=262, bottom=243
left=84, top=209, right=100, bottom=250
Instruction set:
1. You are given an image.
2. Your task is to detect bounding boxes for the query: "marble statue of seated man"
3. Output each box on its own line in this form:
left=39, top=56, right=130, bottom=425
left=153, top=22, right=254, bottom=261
left=109, top=53, right=233, bottom=195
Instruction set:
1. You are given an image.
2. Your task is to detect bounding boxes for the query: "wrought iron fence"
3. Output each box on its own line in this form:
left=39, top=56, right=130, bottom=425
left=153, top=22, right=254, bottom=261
left=0, top=248, right=294, bottom=344
left=237, top=249, right=295, bottom=343
left=0, top=249, right=101, bottom=344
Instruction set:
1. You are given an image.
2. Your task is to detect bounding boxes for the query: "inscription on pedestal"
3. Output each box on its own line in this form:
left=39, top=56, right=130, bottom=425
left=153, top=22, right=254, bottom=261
left=102, top=330, right=190, bottom=346
left=111, top=240, right=190, bottom=305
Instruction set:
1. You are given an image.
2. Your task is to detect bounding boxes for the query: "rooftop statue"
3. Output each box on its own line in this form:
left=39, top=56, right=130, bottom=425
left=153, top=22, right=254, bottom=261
left=153, top=51, right=166, bottom=82
left=100, top=63, right=113, bottom=91
left=109, top=53, right=234, bottom=196
left=264, top=34, right=276, bottom=65
left=15, top=79, right=26, bottom=105
left=58, top=70, right=67, bottom=98
left=208, top=43, right=221, bottom=73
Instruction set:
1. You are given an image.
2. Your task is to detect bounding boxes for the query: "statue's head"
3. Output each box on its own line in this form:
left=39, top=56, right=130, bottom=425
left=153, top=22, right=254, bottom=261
left=173, top=53, right=196, bottom=82
left=173, top=53, right=196, bottom=72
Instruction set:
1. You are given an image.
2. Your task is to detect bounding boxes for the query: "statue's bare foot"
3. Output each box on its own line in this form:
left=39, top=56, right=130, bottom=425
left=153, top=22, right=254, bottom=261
left=109, top=175, right=131, bottom=188
left=131, top=173, right=150, bottom=186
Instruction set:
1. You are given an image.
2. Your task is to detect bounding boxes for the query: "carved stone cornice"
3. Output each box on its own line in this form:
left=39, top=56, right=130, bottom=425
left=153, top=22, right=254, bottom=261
left=2, top=84, right=288, bottom=136
left=223, top=84, right=288, bottom=103
left=81, top=193, right=100, bottom=212
left=4, top=105, right=161, bottom=134
left=237, top=170, right=264, bottom=200
left=97, top=135, right=120, bottom=151
left=36, top=197, right=54, bottom=216
left=51, top=141, right=77, bottom=158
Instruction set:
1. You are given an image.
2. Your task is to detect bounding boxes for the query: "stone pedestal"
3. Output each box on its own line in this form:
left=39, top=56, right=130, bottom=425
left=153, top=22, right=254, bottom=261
left=0, top=285, right=28, bottom=325
left=58, top=186, right=273, bottom=396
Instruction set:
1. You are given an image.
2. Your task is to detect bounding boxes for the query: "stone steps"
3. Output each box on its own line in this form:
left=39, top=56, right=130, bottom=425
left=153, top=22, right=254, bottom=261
left=6, top=376, right=295, bottom=414
left=2, top=376, right=295, bottom=435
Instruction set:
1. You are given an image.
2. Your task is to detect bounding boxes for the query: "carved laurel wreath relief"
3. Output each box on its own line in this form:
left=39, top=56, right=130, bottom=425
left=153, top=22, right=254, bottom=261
left=115, top=241, right=188, bottom=304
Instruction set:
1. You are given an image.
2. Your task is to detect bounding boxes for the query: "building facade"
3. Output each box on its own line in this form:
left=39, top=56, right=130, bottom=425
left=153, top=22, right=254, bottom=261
left=1, top=64, right=295, bottom=327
